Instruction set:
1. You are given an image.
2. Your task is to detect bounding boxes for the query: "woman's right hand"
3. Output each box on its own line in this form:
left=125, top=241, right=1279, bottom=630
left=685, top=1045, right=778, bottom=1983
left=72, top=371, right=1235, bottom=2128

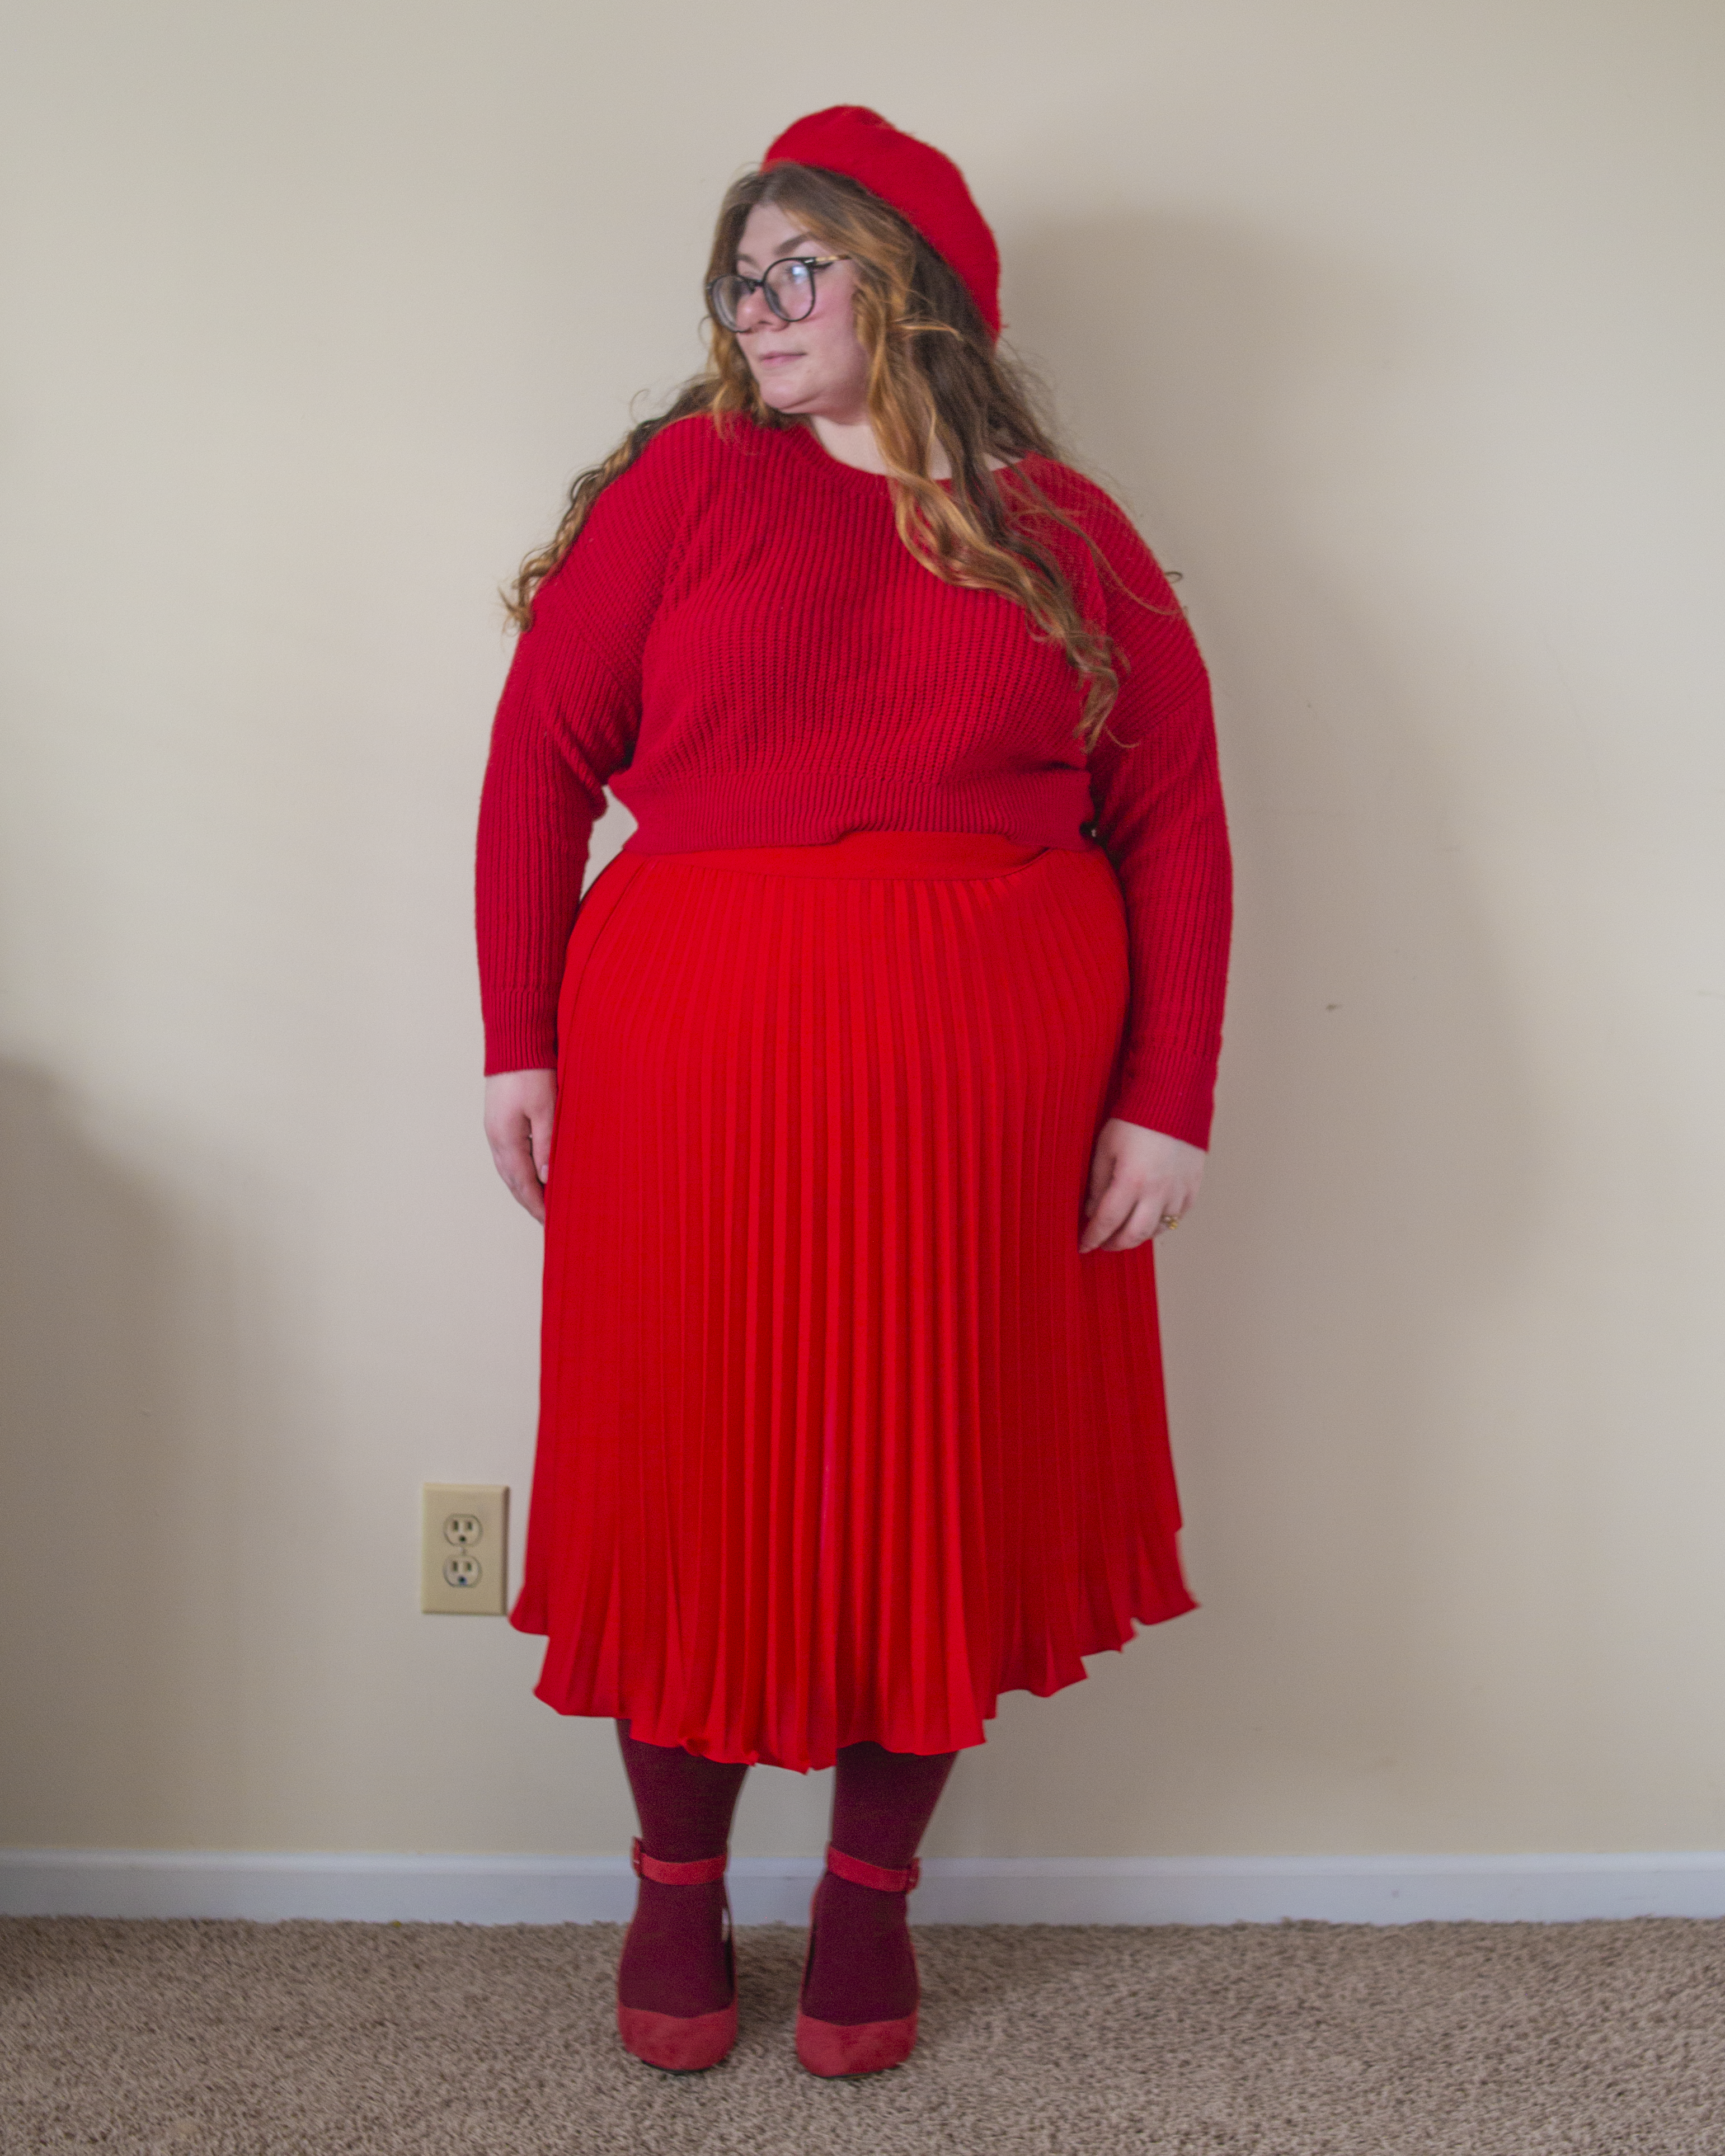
left=485, top=1068, right=557, bottom=1223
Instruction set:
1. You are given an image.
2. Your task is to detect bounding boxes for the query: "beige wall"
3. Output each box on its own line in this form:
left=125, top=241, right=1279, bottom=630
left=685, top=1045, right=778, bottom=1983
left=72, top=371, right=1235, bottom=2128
left=2, top=0, right=1722, bottom=1863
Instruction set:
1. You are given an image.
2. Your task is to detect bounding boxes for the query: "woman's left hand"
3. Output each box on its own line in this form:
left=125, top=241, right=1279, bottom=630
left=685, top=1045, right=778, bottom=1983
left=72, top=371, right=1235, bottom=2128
left=1080, top=1120, right=1207, bottom=1254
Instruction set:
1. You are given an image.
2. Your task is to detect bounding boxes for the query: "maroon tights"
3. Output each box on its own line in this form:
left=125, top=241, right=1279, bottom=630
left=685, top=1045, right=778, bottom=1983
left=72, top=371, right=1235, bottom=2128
left=615, top=1719, right=957, bottom=2023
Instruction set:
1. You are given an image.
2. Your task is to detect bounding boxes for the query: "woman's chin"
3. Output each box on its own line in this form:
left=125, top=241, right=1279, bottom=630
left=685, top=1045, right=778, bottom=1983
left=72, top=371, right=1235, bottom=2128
left=750, top=371, right=815, bottom=415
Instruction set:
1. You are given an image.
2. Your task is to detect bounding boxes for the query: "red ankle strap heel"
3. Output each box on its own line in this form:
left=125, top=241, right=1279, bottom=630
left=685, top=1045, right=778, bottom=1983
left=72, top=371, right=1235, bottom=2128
left=631, top=1838, right=729, bottom=1887
left=794, top=1842, right=923, bottom=2078
left=822, top=1843, right=921, bottom=1894
left=617, top=1838, right=738, bottom=2072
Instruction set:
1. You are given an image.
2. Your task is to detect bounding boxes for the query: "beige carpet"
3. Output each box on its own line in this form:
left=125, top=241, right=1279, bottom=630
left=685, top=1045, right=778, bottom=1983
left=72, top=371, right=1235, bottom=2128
left=3, top=1915, right=1723, bottom=2153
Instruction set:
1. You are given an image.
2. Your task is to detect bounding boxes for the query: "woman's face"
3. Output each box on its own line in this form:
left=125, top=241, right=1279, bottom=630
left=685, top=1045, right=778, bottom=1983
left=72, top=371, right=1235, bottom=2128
left=727, top=200, right=870, bottom=425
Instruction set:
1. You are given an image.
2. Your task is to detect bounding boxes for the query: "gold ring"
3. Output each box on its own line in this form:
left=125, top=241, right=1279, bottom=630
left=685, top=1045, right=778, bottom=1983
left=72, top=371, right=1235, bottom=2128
left=1158, top=1212, right=1181, bottom=1232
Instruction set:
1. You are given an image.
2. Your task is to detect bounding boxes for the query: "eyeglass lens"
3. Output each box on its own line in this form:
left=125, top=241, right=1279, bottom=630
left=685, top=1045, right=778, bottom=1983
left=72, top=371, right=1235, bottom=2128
left=710, top=258, right=819, bottom=331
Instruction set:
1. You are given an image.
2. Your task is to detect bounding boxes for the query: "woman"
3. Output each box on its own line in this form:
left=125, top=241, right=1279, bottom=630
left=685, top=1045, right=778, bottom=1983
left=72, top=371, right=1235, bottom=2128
left=475, top=105, right=1232, bottom=2078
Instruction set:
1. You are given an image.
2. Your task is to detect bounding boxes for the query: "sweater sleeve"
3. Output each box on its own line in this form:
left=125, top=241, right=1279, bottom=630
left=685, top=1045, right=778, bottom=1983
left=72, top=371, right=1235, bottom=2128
left=1053, top=474, right=1234, bottom=1147
left=474, top=423, right=696, bottom=1074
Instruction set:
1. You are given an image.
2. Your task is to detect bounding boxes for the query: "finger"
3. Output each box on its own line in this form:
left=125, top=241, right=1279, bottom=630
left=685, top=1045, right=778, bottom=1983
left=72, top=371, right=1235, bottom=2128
left=1079, top=1174, right=1138, bottom=1251
left=491, top=1133, right=540, bottom=1202
left=1097, top=1197, right=1162, bottom=1254
left=500, top=1154, right=547, bottom=1223
left=530, top=1107, right=555, bottom=1185
left=1156, top=1188, right=1197, bottom=1234
left=1121, top=1198, right=1181, bottom=1250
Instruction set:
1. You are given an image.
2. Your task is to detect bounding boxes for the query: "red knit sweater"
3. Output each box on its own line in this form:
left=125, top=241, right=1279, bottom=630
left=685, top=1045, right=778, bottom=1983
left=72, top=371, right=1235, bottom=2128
left=476, top=413, right=1232, bottom=1147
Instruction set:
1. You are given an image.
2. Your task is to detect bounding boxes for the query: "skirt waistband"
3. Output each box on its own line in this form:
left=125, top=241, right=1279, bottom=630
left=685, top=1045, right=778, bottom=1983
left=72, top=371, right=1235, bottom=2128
left=627, top=830, right=1077, bottom=881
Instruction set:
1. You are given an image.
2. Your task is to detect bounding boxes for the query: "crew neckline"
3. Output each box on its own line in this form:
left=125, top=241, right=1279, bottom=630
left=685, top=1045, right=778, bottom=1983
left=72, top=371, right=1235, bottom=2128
left=780, top=418, right=1027, bottom=489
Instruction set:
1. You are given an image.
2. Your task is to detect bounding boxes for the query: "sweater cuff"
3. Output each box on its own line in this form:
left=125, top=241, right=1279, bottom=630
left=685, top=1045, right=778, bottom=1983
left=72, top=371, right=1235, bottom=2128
left=482, top=991, right=560, bottom=1078
left=1102, top=1056, right=1217, bottom=1152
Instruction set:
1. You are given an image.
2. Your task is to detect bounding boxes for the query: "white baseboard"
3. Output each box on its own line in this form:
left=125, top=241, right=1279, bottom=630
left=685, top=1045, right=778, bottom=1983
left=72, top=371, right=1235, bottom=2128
left=3, top=1848, right=1724, bottom=1927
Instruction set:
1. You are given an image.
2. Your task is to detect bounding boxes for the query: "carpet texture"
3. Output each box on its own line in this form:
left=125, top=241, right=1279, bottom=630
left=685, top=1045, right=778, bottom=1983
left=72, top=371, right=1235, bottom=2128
left=3, top=1915, right=1723, bottom=2153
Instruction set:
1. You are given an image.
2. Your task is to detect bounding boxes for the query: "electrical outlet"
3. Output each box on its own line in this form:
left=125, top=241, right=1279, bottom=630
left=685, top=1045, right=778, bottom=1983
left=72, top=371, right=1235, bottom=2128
left=421, top=1484, right=509, bottom=1615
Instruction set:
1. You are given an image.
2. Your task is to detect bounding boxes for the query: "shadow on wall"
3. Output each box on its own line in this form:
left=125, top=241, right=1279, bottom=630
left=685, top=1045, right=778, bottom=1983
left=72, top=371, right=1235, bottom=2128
left=937, top=214, right=1548, bottom=1851
left=0, top=1060, right=247, bottom=1847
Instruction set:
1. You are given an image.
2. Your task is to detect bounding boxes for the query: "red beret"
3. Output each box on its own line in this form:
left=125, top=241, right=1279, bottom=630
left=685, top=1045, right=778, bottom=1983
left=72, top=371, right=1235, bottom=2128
left=762, top=105, right=1002, bottom=341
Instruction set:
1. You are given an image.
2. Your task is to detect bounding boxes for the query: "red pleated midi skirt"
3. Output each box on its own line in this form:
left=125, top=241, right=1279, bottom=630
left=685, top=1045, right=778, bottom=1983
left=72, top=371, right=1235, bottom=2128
left=510, top=828, right=1196, bottom=1770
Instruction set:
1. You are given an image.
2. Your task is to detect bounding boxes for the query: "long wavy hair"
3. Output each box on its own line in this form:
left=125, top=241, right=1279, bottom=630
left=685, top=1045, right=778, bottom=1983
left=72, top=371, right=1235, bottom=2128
left=507, top=162, right=1138, bottom=749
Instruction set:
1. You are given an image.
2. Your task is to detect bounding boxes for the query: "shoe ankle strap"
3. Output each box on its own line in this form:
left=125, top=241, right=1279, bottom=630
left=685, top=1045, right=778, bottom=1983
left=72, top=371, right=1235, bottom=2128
left=825, top=1842, right=921, bottom=1894
left=631, top=1836, right=728, bottom=1886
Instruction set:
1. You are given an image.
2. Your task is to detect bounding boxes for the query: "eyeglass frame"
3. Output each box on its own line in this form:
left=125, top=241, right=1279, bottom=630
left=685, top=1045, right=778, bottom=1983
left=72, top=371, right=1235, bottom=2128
left=706, top=254, right=852, bottom=332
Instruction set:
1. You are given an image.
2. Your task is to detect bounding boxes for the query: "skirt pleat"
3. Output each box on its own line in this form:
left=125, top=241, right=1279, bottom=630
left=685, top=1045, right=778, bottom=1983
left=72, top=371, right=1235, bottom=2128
left=511, top=828, right=1196, bottom=1770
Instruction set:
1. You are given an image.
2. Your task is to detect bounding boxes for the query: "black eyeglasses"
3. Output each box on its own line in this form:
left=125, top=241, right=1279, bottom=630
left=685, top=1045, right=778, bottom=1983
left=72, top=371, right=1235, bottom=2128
left=706, top=255, right=851, bottom=332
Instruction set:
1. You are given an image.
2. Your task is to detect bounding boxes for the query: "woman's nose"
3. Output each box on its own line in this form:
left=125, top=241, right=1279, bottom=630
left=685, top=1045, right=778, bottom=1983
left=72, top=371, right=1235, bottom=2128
left=732, top=283, right=775, bottom=333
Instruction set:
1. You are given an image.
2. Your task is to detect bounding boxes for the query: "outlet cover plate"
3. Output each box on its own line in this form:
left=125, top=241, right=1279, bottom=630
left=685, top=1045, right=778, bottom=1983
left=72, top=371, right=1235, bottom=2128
left=421, top=1484, right=509, bottom=1616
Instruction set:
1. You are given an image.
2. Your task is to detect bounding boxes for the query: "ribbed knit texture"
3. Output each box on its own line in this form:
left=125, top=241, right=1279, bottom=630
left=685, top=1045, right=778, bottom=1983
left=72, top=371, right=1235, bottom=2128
left=474, top=413, right=1232, bottom=1147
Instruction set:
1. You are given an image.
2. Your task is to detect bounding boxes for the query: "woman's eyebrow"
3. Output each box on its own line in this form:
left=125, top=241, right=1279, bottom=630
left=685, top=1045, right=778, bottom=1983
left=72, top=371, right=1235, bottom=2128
left=735, top=230, right=816, bottom=269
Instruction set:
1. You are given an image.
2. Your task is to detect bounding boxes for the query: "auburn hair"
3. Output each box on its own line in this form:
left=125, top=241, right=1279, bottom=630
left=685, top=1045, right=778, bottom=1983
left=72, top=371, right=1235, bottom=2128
left=507, top=163, right=1145, bottom=750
